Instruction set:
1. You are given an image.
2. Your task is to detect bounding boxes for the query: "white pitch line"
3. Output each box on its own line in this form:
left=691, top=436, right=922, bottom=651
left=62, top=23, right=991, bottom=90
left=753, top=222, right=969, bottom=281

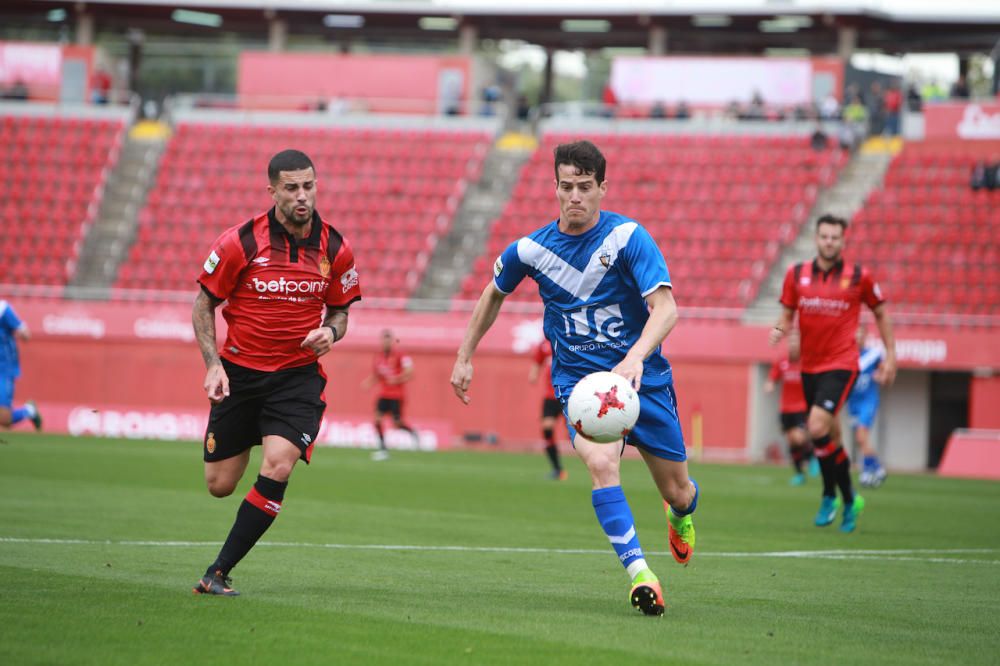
left=0, top=537, right=998, bottom=564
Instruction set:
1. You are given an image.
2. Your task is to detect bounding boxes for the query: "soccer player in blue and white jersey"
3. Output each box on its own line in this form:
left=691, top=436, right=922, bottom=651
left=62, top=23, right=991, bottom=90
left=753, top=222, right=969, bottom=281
left=847, top=327, right=887, bottom=487
left=0, top=301, right=42, bottom=431
left=451, top=140, right=698, bottom=616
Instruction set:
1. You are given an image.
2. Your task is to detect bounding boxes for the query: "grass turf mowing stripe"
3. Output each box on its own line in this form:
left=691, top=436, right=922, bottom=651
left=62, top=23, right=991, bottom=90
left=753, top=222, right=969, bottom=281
left=2, top=536, right=997, bottom=564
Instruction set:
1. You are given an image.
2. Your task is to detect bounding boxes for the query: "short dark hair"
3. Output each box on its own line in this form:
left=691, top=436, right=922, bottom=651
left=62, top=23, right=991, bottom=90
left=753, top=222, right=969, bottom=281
left=268, top=149, right=315, bottom=183
left=816, top=213, right=848, bottom=231
left=553, top=140, right=606, bottom=184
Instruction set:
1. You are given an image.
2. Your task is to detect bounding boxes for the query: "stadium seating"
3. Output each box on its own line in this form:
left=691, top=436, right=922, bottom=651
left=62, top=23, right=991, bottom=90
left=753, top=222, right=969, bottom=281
left=117, top=124, right=491, bottom=298
left=0, top=115, right=123, bottom=286
left=849, top=144, right=1000, bottom=318
left=457, top=133, right=845, bottom=309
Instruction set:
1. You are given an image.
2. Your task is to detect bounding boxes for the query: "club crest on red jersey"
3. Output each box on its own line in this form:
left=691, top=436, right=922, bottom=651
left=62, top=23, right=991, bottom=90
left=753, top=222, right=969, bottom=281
left=319, top=254, right=331, bottom=278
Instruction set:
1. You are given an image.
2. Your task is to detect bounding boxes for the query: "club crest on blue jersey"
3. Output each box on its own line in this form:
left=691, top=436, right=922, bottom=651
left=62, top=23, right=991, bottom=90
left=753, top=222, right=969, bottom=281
left=492, top=211, right=674, bottom=391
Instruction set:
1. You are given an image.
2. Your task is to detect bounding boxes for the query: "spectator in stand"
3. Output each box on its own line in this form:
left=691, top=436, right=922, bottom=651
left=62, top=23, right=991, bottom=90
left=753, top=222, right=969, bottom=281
left=649, top=101, right=666, bottom=119
left=842, top=95, right=869, bottom=149
left=601, top=84, right=618, bottom=118
left=810, top=126, right=830, bottom=151
left=819, top=94, right=841, bottom=120
left=921, top=81, right=947, bottom=102
left=725, top=100, right=742, bottom=120
left=479, top=85, right=501, bottom=117
left=4, top=79, right=29, bottom=101
left=866, top=82, right=886, bottom=135
left=906, top=83, right=923, bottom=112
left=91, top=68, right=112, bottom=105
left=883, top=83, right=902, bottom=136
left=515, top=94, right=531, bottom=122
left=747, top=90, right=766, bottom=120
left=970, top=160, right=998, bottom=191
left=845, top=83, right=864, bottom=105
left=950, top=74, right=971, bottom=99
left=675, top=100, right=690, bottom=119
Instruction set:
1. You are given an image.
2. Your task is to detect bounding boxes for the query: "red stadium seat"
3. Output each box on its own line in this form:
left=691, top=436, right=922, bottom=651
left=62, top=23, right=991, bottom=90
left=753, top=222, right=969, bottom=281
left=117, top=124, right=491, bottom=298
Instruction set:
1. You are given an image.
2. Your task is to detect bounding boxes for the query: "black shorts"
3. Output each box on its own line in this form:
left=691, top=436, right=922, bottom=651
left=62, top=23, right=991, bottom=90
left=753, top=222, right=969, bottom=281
left=779, top=411, right=807, bottom=431
left=542, top=397, right=562, bottom=419
left=203, top=358, right=326, bottom=464
left=376, top=397, right=403, bottom=421
left=801, top=369, right=857, bottom=416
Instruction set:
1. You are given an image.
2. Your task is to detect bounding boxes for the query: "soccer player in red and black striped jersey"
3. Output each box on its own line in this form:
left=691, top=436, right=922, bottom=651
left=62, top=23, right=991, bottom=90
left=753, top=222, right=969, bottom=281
left=763, top=331, right=816, bottom=486
left=770, top=214, right=896, bottom=533
left=361, top=329, right=418, bottom=461
left=528, top=338, right=566, bottom=480
left=191, top=149, right=362, bottom=595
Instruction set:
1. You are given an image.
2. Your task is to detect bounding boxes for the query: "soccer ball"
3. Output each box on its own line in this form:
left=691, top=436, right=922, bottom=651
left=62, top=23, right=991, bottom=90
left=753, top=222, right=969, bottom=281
left=567, top=371, right=640, bottom=444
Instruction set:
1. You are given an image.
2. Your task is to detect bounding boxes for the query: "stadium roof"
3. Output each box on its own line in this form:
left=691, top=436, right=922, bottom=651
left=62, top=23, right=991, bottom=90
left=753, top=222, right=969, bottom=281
left=5, top=0, right=1000, bottom=54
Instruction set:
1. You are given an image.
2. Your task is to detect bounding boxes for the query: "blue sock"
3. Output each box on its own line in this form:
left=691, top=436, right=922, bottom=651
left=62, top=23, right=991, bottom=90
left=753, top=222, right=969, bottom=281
left=592, top=486, right=648, bottom=579
left=863, top=455, right=878, bottom=469
left=670, top=478, right=699, bottom=518
left=10, top=406, right=29, bottom=425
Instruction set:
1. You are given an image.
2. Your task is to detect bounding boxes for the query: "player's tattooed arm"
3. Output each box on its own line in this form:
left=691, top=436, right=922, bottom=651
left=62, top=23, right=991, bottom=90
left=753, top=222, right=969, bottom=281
left=323, top=306, right=349, bottom=344
left=302, top=307, right=349, bottom=357
left=192, top=288, right=223, bottom=368
left=193, top=288, right=229, bottom=403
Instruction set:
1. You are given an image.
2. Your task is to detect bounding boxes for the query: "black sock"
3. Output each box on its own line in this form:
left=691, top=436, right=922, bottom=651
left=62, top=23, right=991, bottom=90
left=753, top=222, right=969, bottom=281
left=544, top=444, right=562, bottom=472
left=814, top=434, right=838, bottom=497
left=789, top=445, right=805, bottom=473
left=833, top=448, right=855, bottom=505
left=374, top=422, right=386, bottom=451
left=398, top=423, right=419, bottom=444
left=207, top=474, right=287, bottom=577
left=543, top=428, right=561, bottom=472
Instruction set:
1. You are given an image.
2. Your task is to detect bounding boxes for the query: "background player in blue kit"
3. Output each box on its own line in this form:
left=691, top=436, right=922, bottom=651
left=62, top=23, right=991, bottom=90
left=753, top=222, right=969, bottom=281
left=847, top=327, right=888, bottom=487
left=0, top=300, right=42, bottom=432
left=451, top=140, right=698, bottom=617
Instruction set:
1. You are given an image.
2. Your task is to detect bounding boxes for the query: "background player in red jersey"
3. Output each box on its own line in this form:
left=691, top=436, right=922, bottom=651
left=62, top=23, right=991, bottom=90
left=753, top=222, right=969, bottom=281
left=763, top=331, right=818, bottom=486
left=191, top=149, right=362, bottom=595
left=527, top=338, right=567, bottom=480
left=362, top=329, right=418, bottom=461
left=770, top=214, right=896, bottom=533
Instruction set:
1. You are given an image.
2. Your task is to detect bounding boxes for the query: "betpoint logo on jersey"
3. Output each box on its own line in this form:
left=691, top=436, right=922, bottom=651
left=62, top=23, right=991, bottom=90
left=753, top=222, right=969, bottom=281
left=251, top=276, right=327, bottom=295
left=563, top=304, right=626, bottom=350
left=799, top=296, right=850, bottom=316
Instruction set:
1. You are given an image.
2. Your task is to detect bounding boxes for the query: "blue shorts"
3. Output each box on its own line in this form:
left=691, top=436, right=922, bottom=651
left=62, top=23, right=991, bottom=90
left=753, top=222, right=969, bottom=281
left=558, top=382, right=687, bottom=462
left=0, top=375, right=14, bottom=409
left=847, top=397, right=879, bottom=429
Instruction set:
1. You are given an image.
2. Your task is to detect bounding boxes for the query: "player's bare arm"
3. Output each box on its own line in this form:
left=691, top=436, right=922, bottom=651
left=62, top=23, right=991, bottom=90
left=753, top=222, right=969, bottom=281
left=612, top=285, right=678, bottom=391
left=769, top=306, right=795, bottom=346
left=872, top=303, right=897, bottom=386
left=451, top=283, right=507, bottom=404
left=192, top=289, right=228, bottom=403
left=528, top=363, right=540, bottom=384
left=15, top=324, right=30, bottom=341
left=392, top=366, right=414, bottom=386
left=301, top=306, right=349, bottom=357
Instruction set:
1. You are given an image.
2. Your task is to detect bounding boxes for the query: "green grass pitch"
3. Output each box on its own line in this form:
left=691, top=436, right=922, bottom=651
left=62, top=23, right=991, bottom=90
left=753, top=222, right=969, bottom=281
left=1, top=432, right=998, bottom=665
